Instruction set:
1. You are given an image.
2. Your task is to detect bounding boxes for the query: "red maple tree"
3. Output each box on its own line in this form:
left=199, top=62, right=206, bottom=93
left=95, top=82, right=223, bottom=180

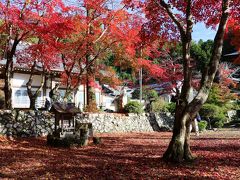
left=123, top=0, right=240, bottom=162
left=15, top=0, right=74, bottom=109
left=226, top=18, right=240, bottom=63
left=0, top=0, right=45, bottom=108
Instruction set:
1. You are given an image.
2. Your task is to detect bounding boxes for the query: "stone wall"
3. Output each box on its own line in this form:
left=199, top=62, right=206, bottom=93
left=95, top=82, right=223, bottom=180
left=0, top=110, right=54, bottom=137
left=76, top=112, right=174, bottom=133
left=0, top=110, right=174, bottom=137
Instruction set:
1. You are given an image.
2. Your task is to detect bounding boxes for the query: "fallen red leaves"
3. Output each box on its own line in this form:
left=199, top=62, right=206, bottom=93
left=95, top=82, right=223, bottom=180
left=0, top=129, right=240, bottom=179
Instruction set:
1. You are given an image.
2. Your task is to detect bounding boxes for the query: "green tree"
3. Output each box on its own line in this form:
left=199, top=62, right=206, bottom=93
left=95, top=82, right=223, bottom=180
left=191, top=40, right=214, bottom=72
left=200, top=83, right=236, bottom=128
left=132, top=88, right=158, bottom=100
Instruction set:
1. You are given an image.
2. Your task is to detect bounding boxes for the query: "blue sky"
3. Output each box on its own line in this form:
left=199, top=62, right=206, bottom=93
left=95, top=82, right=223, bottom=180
left=64, top=1, right=216, bottom=43
left=192, top=23, right=216, bottom=42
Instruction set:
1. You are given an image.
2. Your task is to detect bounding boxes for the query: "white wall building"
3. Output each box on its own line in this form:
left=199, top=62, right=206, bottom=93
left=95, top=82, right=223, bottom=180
left=0, top=66, right=102, bottom=110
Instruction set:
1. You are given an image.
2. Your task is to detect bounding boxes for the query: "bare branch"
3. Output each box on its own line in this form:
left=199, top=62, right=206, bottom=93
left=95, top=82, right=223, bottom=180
left=93, top=27, right=108, bottom=44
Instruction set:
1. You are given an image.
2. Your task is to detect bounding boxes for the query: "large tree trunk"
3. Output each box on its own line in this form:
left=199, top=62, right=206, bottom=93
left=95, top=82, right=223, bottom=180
left=4, top=38, right=19, bottom=109
left=162, top=0, right=230, bottom=162
left=86, top=73, right=96, bottom=106
left=85, top=56, right=98, bottom=112
left=163, top=115, right=188, bottom=162
left=84, top=8, right=97, bottom=111
left=85, top=69, right=98, bottom=112
left=163, top=107, right=196, bottom=162
left=4, top=57, right=13, bottom=109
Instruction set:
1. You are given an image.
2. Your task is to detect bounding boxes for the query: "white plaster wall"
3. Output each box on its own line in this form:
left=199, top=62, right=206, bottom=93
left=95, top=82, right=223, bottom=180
left=11, top=73, right=104, bottom=109
left=12, top=73, right=43, bottom=88
left=101, top=95, right=116, bottom=111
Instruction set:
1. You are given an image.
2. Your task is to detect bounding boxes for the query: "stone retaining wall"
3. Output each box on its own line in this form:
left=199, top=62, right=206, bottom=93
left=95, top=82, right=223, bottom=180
left=76, top=113, right=174, bottom=133
left=0, top=110, right=174, bottom=137
left=0, top=110, right=54, bottom=137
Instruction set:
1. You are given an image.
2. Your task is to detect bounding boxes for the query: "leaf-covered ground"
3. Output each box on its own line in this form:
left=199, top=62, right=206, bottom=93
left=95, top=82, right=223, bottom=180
left=0, top=129, right=240, bottom=179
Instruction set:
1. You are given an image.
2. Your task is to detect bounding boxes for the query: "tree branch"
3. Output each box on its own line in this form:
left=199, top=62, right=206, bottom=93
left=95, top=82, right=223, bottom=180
left=93, top=27, right=108, bottom=44
left=187, top=0, right=230, bottom=118
left=155, top=0, right=186, bottom=37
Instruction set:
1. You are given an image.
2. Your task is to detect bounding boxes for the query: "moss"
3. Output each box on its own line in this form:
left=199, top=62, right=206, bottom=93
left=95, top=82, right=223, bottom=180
left=47, top=134, right=89, bottom=148
left=93, top=137, right=102, bottom=145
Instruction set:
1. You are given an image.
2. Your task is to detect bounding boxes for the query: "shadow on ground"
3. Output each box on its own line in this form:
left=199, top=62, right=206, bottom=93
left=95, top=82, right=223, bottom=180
left=0, top=131, right=240, bottom=179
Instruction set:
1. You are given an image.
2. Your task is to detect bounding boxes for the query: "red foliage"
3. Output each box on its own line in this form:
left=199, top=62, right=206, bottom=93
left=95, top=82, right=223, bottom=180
left=0, top=0, right=74, bottom=71
left=54, top=1, right=145, bottom=89
left=0, top=0, right=176, bottom=91
left=219, top=63, right=236, bottom=87
left=226, top=17, right=240, bottom=63
left=0, top=130, right=240, bottom=179
left=124, top=0, right=240, bottom=40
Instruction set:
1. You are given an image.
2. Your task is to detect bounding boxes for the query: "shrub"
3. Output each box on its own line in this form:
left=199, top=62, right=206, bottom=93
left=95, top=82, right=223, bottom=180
left=132, top=88, right=158, bottom=100
left=144, top=89, right=158, bottom=100
left=151, top=99, right=176, bottom=114
left=201, top=83, right=236, bottom=128
left=152, top=98, right=168, bottom=112
left=232, top=100, right=240, bottom=110
left=47, top=134, right=88, bottom=147
left=198, top=121, right=208, bottom=131
left=200, top=103, right=228, bottom=128
left=207, top=83, right=236, bottom=106
left=200, top=103, right=220, bottom=118
left=131, top=89, right=140, bottom=99
left=214, top=121, right=224, bottom=128
left=124, top=101, right=143, bottom=114
left=166, top=103, right=176, bottom=114
left=212, top=113, right=227, bottom=128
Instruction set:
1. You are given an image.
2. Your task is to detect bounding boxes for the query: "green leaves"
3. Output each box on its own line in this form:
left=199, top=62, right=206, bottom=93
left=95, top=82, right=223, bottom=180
left=124, top=101, right=143, bottom=113
left=190, top=40, right=214, bottom=72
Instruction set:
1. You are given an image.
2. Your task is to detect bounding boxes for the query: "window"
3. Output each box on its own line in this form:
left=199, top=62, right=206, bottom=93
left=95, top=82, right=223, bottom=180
left=58, top=89, right=74, bottom=102
left=12, top=88, right=43, bottom=108
left=32, top=90, right=43, bottom=108
left=13, top=89, right=30, bottom=108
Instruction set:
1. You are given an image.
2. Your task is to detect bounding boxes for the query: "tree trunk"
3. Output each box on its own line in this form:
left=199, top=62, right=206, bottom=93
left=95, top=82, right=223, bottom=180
left=162, top=0, right=230, bottom=162
left=184, top=118, right=194, bottom=160
left=27, top=62, right=45, bottom=109
left=85, top=54, right=97, bottom=110
left=85, top=8, right=97, bottom=111
left=163, top=112, right=194, bottom=162
left=29, top=96, right=36, bottom=109
left=4, top=39, right=18, bottom=109
left=86, top=74, right=97, bottom=111
left=162, top=0, right=193, bottom=162
left=4, top=58, right=13, bottom=109
left=86, top=78, right=95, bottom=106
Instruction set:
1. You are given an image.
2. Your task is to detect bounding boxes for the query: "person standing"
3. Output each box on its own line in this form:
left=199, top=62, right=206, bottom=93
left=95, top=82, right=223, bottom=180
left=45, top=98, right=51, bottom=111
left=190, top=113, right=200, bottom=136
